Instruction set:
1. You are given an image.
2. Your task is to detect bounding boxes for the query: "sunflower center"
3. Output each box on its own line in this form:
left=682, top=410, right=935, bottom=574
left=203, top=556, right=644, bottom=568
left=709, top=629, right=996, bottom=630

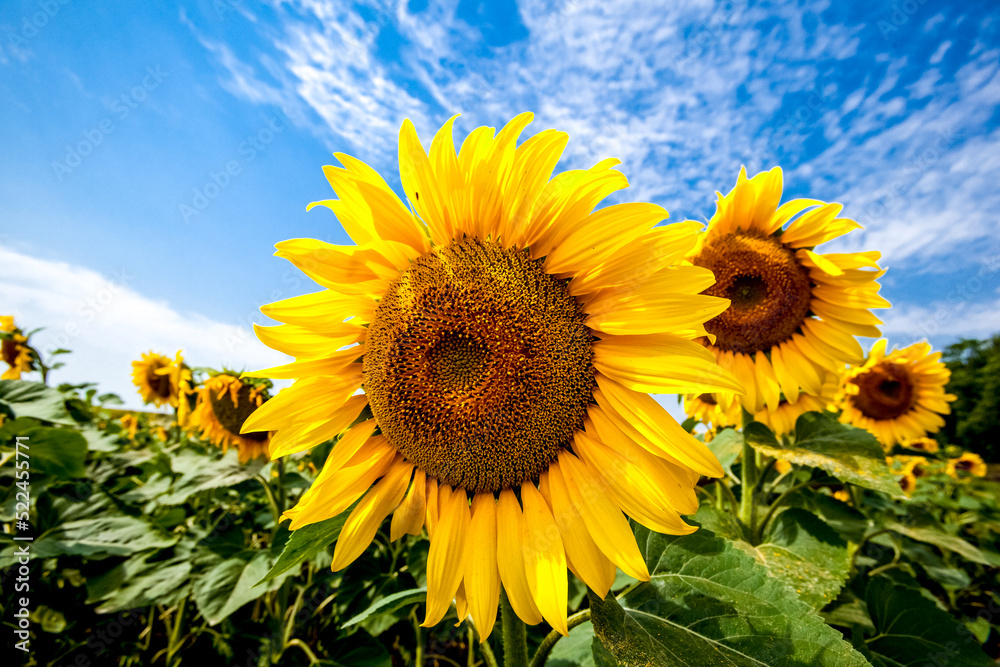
left=697, top=393, right=718, bottom=406
left=955, top=459, right=973, bottom=471
left=364, top=237, right=595, bottom=493
left=146, top=364, right=173, bottom=399
left=693, top=231, right=812, bottom=355
left=849, top=362, right=915, bottom=421
left=210, top=383, right=268, bottom=442
left=1, top=339, right=19, bottom=366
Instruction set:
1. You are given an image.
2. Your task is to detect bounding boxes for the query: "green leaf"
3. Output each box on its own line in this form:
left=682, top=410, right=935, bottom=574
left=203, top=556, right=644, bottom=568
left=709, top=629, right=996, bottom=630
left=692, top=504, right=746, bottom=542
left=80, top=427, right=120, bottom=452
left=342, top=587, right=427, bottom=631
left=92, top=558, right=192, bottom=613
left=886, top=521, right=1000, bottom=566
left=0, top=380, right=76, bottom=425
left=863, top=575, right=993, bottom=666
left=193, top=552, right=272, bottom=625
left=258, top=507, right=352, bottom=585
left=33, top=515, right=178, bottom=558
left=18, top=427, right=88, bottom=478
left=159, top=449, right=263, bottom=506
left=705, top=428, right=742, bottom=482
left=745, top=413, right=902, bottom=497
left=589, top=527, right=869, bottom=666
left=547, top=621, right=621, bottom=667
left=735, top=508, right=849, bottom=608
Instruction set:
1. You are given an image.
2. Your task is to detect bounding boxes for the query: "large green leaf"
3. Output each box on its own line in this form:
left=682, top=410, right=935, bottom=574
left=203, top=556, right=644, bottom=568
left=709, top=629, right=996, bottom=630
left=258, top=507, right=352, bottom=585
left=863, top=576, right=993, bottom=666
left=17, top=427, right=88, bottom=479
left=193, top=552, right=273, bottom=625
left=547, top=621, right=620, bottom=667
left=87, top=554, right=192, bottom=613
left=589, top=527, right=869, bottom=666
left=33, top=515, right=178, bottom=558
left=736, top=508, right=848, bottom=609
left=745, top=413, right=902, bottom=497
left=159, top=449, right=264, bottom=506
left=0, top=380, right=75, bottom=425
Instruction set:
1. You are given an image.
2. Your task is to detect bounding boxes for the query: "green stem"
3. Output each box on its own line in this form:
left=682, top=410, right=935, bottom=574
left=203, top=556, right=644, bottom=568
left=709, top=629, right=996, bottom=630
left=480, top=632, right=499, bottom=667
left=256, top=474, right=282, bottom=540
left=529, top=609, right=592, bottom=667
left=412, top=610, right=424, bottom=667
left=166, top=597, right=187, bottom=666
left=738, top=409, right=758, bottom=539
left=501, top=589, right=528, bottom=667
left=756, top=482, right=813, bottom=542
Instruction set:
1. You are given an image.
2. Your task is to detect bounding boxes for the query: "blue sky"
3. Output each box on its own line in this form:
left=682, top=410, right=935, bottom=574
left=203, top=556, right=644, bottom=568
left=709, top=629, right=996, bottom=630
left=1, top=0, right=999, bottom=408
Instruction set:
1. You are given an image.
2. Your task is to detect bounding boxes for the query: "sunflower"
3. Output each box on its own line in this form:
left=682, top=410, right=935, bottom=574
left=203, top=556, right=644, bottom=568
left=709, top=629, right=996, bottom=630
left=242, top=113, right=741, bottom=638
left=132, top=351, right=189, bottom=408
left=836, top=340, right=956, bottom=450
left=687, top=168, right=888, bottom=414
left=832, top=489, right=851, bottom=503
left=753, top=372, right=838, bottom=436
left=683, top=392, right=740, bottom=430
left=1, top=316, right=36, bottom=380
left=119, top=414, right=139, bottom=439
left=899, top=472, right=917, bottom=494
left=901, top=436, right=939, bottom=454
left=946, top=453, right=987, bottom=478
left=192, top=373, right=271, bottom=463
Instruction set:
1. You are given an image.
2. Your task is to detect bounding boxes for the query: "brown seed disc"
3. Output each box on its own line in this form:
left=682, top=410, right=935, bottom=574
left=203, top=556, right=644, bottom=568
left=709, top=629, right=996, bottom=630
left=364, top=237, right=595, bottom=493
left=692, top=231, right=813, bottom=355
left=848, top=362, right=915, bottom=421
left=210, top=382, right=269, bottom=442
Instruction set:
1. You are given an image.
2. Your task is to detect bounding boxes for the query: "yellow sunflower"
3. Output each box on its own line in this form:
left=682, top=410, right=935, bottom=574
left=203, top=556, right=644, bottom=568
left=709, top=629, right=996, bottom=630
left=242, top=113, right=742, bottom=638
left=1, top=316, right=36, bottom=380
left=119, top=414, right=139, bottom=439
left=132, top=351, right=189, bottom=408
left=899, top=472, right=917, bottom=494
left=836, top=340, right=956, bottom=450
left=683, top=392, right=740, bottom=430
left=901, top=436, right=940, bottom=454
left=192, top=373, right=271, bottom=463
left=946, top=453, right=987, bottom=478
left=687, top=167, right=888, bottom=414
left=754, top=372, right=838, bottom=436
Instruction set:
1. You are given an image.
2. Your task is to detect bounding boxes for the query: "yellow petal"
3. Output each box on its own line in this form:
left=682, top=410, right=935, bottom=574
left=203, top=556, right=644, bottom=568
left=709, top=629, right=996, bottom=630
left=520, top=482, right=568, bottom=636
left=240, top=376, right=361, bottom=433
left=466, top=494, right=501, bottom=642
left=253, top=322, right=365, bottom=359
left=557, top=450, right=649, bottom=581
left=331, top=457, right=413, bottom=570
left=424, top=475, right=440, bottom=538
left=543, top=463, right=616, bottom=598
left=587, top=292, right=730, bottom=336
left=496, top=490, right=543, bottom=625
left=391, top=468, right=427, bottom=541
left=260, top=290, right=376, bottom=330
left=267, top=400, right=370, bottom=459
left=423, top=485, right=471, bottom=627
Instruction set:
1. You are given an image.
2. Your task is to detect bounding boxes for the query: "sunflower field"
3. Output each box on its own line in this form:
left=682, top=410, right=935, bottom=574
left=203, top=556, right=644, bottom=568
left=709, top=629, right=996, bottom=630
left=3, top=116, right=1000, bottom=667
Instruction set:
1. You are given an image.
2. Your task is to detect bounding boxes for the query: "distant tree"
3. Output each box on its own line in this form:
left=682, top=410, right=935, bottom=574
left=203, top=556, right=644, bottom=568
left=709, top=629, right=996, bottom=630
left=940, top=335, right=1000, bottom=462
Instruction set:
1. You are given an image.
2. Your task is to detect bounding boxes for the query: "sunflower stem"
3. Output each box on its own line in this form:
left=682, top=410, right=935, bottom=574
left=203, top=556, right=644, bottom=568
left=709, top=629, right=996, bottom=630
left=738, top=408, right=758, bottom=540
left=530, top=609, right=591, bottom=667
left=501, top=589, right=528, bottom=667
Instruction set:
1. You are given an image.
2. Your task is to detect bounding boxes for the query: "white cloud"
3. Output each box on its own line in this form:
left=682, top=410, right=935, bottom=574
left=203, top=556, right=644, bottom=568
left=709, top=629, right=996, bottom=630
left=0, top=246, right=290, bottom=409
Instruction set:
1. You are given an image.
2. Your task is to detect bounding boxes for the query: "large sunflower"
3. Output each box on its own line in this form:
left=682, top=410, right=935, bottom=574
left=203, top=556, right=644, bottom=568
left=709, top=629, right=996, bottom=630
left=243, top=113, right=742, bottom=638
left=192, top=373, right=271, bottom=463
left=688, top=168, right=888, bottom=414
left=1, top=316, right=36, bottom=380
left=131, top=351, right=189, bottom=408
left=836, top=340, right=956, bottom=450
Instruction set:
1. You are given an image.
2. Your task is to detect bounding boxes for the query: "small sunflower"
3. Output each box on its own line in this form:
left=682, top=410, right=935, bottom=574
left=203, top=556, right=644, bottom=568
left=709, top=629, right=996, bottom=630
left=899, top=472, right=917, bottom=494
left=192, top=373, right=271, bottom=463
left=836, top=340, right=956, bottom=450
left=243, top=113, right=742, bottom=638
left=119, top=414, right=139, bottom=439
left=683, top=392, right=740, bottom=430
left=832, top=489, right=851, bottom=503
left=902, top=436, right=940, bottom=454
left=774, top=459, right=792, bottom=474
left=1, top=316, right=37, bottom=380
left=132, top=351, right=190, bottom=408
left=946, top=453, right=987, bottom=478
left=753, top=372, right=838, bottom=436
left=688, top=168, right=888, bottom=414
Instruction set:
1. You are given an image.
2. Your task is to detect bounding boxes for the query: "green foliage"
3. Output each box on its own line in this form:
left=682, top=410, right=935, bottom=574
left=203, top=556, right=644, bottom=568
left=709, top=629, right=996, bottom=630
left=942, top=335, right=1000, bottom=461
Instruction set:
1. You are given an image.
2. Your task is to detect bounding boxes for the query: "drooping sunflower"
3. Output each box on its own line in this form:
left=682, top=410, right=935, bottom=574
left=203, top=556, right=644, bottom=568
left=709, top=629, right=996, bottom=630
left=192, top=373, right=271, bottom=463
left=683, top=392, right=740, bottom=431
left=946, top=452, right=987, bottom=478
left=688, top=167, right=889, bottom=414
left=753, top=372, right=838, bottom=436
left=243, top=113, right=742, bottom=638
left=1, top=316, right=37, bottom=380
left=131, top=351, right=190, bottom=408
left=836, top=340, right=956, bottom=450
left=901, top=436, right=940, bottom=454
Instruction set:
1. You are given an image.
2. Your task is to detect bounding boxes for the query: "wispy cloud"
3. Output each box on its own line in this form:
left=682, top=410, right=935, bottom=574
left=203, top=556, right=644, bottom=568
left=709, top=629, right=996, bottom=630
left=0, top=246, right=289, bottom=408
